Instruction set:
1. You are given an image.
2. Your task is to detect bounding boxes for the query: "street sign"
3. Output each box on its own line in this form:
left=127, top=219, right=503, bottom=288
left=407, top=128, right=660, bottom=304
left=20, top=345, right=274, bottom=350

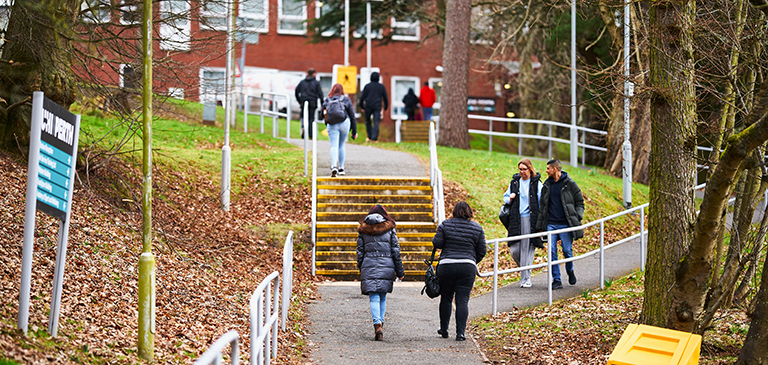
left=36, top=98, right=78, bottom=220
left=19, top=92, right=81, bottom=338
left=333, top=64, right=358, bottom=94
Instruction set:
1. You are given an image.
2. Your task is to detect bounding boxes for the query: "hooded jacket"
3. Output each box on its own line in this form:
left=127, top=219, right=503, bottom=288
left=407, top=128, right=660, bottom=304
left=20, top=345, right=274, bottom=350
left=295, top=75, right=323, bottom=105
left=359, top=72, right=389, bottom=112
left=506, top=172, right=542, bottom=247
left=356, top=213, right=405, bottom=294
left=535, top=171, right=585, bottom=239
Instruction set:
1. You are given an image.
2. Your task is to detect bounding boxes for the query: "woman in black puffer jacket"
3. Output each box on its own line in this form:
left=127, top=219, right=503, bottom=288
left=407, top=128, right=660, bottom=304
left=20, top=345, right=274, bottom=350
left=432, top=201, right=486, bottom=341
left=357, top=205, right=405, bottom=341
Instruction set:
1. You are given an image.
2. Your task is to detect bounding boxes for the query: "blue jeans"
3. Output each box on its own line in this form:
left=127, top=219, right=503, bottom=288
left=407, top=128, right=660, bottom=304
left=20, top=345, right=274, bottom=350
left=422, top=107, right=433, bottom=121
left=369, top=292, right=387, bottom=325
left=547, top=223, right=573, bottom=283
left=327, top=118, right=350, bottom=168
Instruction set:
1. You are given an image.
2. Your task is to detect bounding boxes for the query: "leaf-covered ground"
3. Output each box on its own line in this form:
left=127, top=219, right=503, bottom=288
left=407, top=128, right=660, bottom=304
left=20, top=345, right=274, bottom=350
left=472, top=272, right=748, bottom=364
left=0, top=150, right=317, bottom=364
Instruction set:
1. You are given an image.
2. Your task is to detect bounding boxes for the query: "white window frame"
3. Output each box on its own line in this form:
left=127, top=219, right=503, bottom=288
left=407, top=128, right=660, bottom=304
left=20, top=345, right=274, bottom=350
left=314, top=1, right=335, bottom=37
left=200, top=1, right=228, bottom=31
left=167, top=87, right=185, bottom=99
left=199, top=67, right=227, bottom=104
left=391, top=16, right=419, bottom=41
left=390, top=76, right=420, bottom=120
left=240, top=0, right=269, bottom=34
left=160, top=0, right=191, bottom=51
left=118, top=0, right=141, bottom=26
left=428, top=77, right=442, bottom=117
left=278, top=0, right=307, bottom=35
left=80, top=0, right=111, bottom=24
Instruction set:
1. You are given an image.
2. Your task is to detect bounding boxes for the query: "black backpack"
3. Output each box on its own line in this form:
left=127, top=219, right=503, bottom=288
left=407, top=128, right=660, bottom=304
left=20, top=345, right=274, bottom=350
left=325, top=96, right=346, bottom=125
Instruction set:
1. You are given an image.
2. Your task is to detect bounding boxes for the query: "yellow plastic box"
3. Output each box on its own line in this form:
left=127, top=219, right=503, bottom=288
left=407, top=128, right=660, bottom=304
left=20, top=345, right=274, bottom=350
left=608, top=324, right=701, bottom=365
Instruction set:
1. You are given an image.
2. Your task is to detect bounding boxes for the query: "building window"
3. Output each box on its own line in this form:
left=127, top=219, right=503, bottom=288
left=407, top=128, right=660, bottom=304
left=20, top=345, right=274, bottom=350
left=200, top=68, right=226, bottom=103
left=314, top=1, right=337, bottom=37
left=160, top=0, right=190, bottom=51
left=428, top=78, right=442, bottom=118
left=240, top=0, right=268, bottom=33
left=81, top=0, right=111, bottom=24
left=200, top=0, right=227, bottom=31
left=119, top=0, right=141, bottom=25
left=121, top=64, right=141, bottom=89
left=167, top=87, right=185, bottom=99
left=317, top=73, right=333, bottom=98
left=278, top=0, right=306, bottom=34
left=390, top=76, right=419, bottom=120
left=391, top=16, right=418, bottom=41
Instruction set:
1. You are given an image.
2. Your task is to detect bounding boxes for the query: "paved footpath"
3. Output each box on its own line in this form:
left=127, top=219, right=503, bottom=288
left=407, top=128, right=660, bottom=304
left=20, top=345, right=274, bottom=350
left=298, top=140, right=646, bottom=364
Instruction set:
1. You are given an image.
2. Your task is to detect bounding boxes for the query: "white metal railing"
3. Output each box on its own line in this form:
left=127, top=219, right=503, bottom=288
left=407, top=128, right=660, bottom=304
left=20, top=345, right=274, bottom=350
left=467, top=115, right=608, bottom=166
left=311, top=120, right=318, bottom=276
left=281, top=231, right=294, bottom=331
left=480, top=203, right=648, bottom=315
left=193, top=330, right=240, bottom=365
left=244, top=92, right=292, bottom=141
left=429, top=122, right=446, bottom=224
left=250, top=271, right=280, bottom=365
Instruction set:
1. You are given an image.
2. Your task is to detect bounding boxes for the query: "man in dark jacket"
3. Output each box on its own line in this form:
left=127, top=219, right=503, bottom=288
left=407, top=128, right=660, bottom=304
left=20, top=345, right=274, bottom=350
left=535, top=159, right=584, bottom=290
left=358, top=71, right=389, bottom=142
left=295, top=68, right=324, bottom=138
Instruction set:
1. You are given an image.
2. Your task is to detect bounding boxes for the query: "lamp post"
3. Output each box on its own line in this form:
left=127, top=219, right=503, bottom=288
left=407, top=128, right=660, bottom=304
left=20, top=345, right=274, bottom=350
left=221, top=0, right=236, bottom=211
left=344, top=0, right=349, bottom=65
left=622, top=0, right=633, bottom=209
left=569, top=0, right=577, bottom=168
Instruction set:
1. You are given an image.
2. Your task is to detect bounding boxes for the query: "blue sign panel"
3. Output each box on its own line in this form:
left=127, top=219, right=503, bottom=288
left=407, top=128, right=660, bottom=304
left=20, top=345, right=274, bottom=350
left=36, top=98, right=78, bottom=221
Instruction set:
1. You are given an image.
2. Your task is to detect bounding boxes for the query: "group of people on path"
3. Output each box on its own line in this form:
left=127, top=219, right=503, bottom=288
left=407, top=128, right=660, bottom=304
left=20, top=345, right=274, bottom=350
left=295, top=69, right=437, bottom=177
left=355, top=159, right=585, bottom=342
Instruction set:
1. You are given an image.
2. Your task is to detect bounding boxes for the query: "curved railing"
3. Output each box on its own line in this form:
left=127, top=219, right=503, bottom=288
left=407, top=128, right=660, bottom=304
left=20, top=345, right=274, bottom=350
left=480, top=204, right=648, bottom=315
left=244, top=92, right=292, bottom=140
left=193, top=330, right=240, bottom=365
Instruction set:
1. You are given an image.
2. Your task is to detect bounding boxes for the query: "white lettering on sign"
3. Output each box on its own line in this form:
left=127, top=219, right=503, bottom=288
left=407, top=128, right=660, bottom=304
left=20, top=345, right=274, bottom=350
left=41, top=109, right=55, bottom=135
left=55, top=116, right=74, bottom=145
left=36, top=190, right=60, bottom=209
left=40, top=155, right=57, bottom=169
left=40, top=143, right=54, bottom=155
left=38, top=180, right=53, bottom=192
left=39, top=168, right=51, bottom=180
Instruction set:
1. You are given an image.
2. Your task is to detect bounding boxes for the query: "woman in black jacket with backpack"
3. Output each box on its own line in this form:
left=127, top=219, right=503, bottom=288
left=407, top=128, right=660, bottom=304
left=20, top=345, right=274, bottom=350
left=432, top=201, right=486, bottom=341
left=357, top=205, right=405, bottom=341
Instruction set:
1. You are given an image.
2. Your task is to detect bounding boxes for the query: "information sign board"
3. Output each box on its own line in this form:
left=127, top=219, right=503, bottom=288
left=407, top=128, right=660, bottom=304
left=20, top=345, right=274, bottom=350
left=36, top=98, right=78, bottom=220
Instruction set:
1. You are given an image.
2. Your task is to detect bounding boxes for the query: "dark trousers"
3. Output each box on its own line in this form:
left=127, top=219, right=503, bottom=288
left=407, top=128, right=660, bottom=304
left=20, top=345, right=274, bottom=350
left=364, top=108, right=381, bottom=141
left=300, top=102, right=318, bottom=138
left=436, top=263, right=476, bottom=335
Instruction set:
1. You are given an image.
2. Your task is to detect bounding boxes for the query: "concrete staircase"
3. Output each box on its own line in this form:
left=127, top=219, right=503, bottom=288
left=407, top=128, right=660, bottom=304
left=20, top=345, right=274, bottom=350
left=315, top=177, right=437, bottom=281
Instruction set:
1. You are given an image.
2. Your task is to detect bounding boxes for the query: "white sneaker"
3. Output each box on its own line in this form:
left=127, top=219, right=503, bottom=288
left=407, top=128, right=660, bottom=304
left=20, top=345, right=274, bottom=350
left=521, top=281, right=532, bottom=288
left=338, top=168, right=345, bottom=176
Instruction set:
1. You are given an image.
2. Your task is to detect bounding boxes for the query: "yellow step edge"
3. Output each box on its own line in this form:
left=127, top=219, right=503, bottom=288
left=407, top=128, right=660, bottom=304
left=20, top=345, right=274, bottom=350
left=316, top=261, right=433, bottom=265
left=317, top=232, right=435, bottom=237
left=317, top=185, right=432, bottom=190
left=317, top=194, right=431, bottom=199
left=317, top=203, right=433, bottom=208
left=316, top=242, right=434, bottom=247
left=317, top=177, right=430, bottom=182
left=316, top=251, right=439, bottom=255
left=317, top=222, right=436, bottom=227
left=316, top=270, right=432, bottom=275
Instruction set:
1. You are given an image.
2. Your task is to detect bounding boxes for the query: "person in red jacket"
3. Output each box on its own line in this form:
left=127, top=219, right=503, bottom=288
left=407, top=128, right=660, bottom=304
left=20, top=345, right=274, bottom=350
left=419, top=82, right=436, bottom=121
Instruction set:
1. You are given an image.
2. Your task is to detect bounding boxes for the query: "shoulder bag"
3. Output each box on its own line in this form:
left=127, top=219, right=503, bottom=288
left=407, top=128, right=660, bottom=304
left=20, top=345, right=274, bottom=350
left=421, top=247, right=440, bottom=298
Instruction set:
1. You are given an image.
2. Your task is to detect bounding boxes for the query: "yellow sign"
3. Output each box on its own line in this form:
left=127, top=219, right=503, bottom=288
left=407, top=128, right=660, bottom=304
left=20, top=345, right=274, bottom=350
left=608, top=324, right=701, bottom=365
left=334, top=65, right=358, bottom=94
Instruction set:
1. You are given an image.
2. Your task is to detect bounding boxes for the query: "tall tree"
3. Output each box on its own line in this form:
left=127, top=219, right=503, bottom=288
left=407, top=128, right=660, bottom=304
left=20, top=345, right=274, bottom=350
left=0, top=0, right=79, bottom=150
left=437, top=0, right=470, bottom=148
left=641, top=0, right=697, bottom=328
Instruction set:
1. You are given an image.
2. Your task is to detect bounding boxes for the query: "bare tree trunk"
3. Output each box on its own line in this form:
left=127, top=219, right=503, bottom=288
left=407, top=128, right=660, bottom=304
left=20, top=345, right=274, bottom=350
left=641, top=0, right=697, bottom=329
left=736, top=254, right=768, bottom=364
left=0, top=0, right=79, bottom=151
left=437, top=0, right=470, bottom=149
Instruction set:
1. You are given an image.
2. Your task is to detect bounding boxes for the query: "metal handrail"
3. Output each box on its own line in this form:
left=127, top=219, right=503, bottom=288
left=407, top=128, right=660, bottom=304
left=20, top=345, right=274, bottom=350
left=244, top=92, right=292, bottom=142
left=193, top=330, right=240, bottom=365
left=480, top=203, right=648, bottom=315
left=311, top=120, right=318, bottom=276
left=281, top=231, right=294, bottom=331
left=467, top=114, right=608, bottom=161
left=429, top=122, right=446, bottom=225
left=249, top=271, right=280, bottom=365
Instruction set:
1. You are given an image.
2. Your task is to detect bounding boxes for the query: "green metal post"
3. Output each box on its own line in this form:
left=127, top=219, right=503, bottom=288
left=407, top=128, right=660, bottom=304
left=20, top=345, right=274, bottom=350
left=138, top=0, right=155, bottom=360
